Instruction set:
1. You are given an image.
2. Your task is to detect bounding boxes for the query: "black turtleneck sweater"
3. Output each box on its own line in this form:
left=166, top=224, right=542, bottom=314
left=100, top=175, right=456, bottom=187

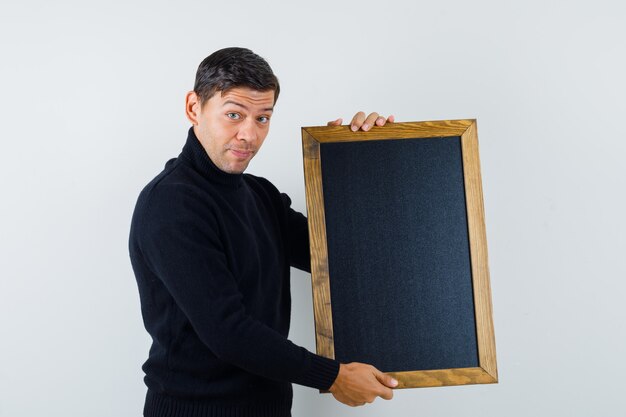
left=129, top=128, right=340, bottom=417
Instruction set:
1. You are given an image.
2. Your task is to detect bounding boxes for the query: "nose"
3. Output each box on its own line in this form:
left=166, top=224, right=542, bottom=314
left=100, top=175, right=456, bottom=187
left=236, top=118, right=258, bottom=144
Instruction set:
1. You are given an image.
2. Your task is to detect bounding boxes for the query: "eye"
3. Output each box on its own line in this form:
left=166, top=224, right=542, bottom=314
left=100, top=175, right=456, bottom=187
left=226, top=112, right=241, bottom=120
left=257, top=116, right=270, bottom=124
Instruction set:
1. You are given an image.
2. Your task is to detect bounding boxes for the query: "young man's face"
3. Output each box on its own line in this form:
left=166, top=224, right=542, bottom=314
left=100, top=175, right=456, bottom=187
left=188, top=86, right=275, bottom=174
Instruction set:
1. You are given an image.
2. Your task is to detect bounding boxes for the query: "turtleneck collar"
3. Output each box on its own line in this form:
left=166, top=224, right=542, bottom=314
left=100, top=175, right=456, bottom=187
left=180, top=127, right=244, bottom=188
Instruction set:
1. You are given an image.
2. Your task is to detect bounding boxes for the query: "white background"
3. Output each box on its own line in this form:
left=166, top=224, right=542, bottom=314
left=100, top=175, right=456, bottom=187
left=1, top=1, right=625, bottom=416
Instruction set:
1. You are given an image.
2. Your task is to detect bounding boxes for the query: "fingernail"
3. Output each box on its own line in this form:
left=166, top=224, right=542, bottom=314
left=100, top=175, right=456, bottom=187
left=362, top=123, right=370, bottom=131
left=351, top=125, right=358, bottom=132
left=391, top=378, right=398, bottom=386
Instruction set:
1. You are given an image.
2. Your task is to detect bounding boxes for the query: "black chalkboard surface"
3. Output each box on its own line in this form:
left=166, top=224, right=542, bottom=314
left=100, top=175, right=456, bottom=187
left=321, top=136, right=478, bottom=372
left=302, top=120, right=497, bottom=390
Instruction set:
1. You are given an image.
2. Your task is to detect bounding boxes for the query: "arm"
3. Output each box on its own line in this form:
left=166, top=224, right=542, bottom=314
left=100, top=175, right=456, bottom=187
left=280, top=193, right=311, bottom=273
left=138, top=185, right=338, bottom=389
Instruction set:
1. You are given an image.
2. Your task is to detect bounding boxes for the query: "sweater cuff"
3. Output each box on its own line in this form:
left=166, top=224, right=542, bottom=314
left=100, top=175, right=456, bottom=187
left=293, top=354, right=340, bottom=390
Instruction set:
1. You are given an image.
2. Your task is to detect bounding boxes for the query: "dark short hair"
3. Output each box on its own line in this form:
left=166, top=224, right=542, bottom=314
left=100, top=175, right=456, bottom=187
left=193, top=47, right=280, bottom=105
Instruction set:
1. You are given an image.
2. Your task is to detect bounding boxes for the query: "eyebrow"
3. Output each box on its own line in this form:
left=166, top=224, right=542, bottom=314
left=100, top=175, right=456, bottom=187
left=223, top=100, right=274, bottom=112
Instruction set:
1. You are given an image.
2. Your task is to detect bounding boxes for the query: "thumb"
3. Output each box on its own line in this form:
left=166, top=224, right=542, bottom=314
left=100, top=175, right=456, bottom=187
left=327, top=118, right=343, bottom=126
left=374, top=370, right=398, bottom=388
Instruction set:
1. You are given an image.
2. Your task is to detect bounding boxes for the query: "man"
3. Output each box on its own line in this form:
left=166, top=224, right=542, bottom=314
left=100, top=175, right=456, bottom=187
left=129, top=47, right=397, bottom=417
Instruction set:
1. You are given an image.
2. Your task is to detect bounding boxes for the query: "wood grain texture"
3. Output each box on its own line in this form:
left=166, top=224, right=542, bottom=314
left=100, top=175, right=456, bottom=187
left=461, top=120, right=498, bottom=381
left=386, top=367, right=497, bottom=389
left=302, top=119, right=474, bottom=143
left=301, top=133, right=335, bottom=360
left=302, top=130, right=320, bottom=159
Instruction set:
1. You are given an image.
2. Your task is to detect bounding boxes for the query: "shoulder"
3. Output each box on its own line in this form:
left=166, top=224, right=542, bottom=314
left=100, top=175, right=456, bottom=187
left=243, top=173, right=280, bottom=195
left=132, top=160, right=217, bottom=231
left=244, top=173, right=290, bottom=205
left=243, top=173, right=296, bottom=215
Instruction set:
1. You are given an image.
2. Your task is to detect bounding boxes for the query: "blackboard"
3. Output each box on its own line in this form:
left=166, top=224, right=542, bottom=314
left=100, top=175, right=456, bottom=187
left=302, top=120, right=497, bottom=390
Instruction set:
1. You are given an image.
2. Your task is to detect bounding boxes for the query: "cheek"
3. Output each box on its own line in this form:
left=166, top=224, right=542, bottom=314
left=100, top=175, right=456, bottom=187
left=207, top=120, right=237, bottom=147
left=257, top=133, right=269, bottom=148
left=257, top=125, right=270, bottom=142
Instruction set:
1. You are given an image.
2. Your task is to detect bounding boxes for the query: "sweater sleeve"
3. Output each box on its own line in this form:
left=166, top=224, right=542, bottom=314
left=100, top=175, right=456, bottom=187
left=280, top=193, right=312, bottom=273
left=138, top=184, right=339, bottom=390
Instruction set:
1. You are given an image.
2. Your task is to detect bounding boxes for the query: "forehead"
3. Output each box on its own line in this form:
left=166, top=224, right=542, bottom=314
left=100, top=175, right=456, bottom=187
left=219, top=87, right=275, bottom=109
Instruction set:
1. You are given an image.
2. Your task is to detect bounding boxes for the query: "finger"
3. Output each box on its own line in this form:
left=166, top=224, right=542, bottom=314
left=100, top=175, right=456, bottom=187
left=361, top=112, right=380, bottom=131
left=375, top=116, right=386, bottom=126
left=375, top=114, right=395, bottom=126
left=350, top=111, right=366, bottom=132
left=374, top=370, right=398, bottom=388
left=327, top=118, right=343, bottom=126
left=379, top=387, right=394, bottom=400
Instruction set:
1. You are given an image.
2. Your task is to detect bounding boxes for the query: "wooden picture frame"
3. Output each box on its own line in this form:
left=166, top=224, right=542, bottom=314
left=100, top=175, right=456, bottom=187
left=301, top=119, right=497, bottom=390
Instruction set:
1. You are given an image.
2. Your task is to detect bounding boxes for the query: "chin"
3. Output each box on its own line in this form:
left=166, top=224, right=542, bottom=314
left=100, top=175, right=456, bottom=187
left=215, top=157, right=248, bottom=174
left=225, top=163, right=248, bottom=174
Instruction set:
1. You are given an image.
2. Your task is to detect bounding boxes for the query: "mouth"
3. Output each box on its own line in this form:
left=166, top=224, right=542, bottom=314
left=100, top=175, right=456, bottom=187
left=229, top=148, right=254, bottom=159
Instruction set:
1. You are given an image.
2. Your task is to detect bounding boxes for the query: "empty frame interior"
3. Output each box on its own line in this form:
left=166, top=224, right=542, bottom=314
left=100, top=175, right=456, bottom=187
left=302, top=120, right=497, bottom=389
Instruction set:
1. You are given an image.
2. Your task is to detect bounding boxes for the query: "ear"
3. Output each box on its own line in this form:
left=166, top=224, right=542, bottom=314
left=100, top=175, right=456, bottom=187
left=185, top=91, right=201, bottom=125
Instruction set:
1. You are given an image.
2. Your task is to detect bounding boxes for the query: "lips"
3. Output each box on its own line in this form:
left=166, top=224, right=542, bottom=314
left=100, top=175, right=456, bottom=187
left=229, top=148, right=253, bottom=159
